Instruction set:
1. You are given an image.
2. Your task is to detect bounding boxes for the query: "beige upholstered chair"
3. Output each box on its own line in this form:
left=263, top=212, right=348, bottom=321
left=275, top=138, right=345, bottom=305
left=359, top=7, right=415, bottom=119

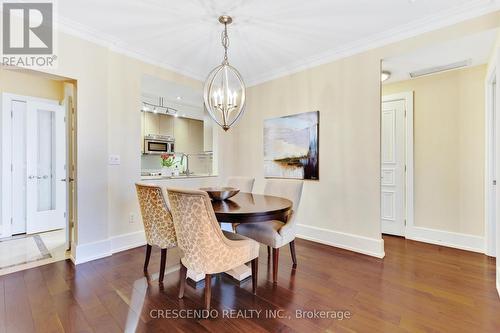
left=167, top=188, right=259, bottom=310
left=226, top=176, right=255, bottom=231
left=236, top=179, right=303, bottom=284
left=135, top=183, right=177, bottom=283
left=226, top=176, right=255, bottom=193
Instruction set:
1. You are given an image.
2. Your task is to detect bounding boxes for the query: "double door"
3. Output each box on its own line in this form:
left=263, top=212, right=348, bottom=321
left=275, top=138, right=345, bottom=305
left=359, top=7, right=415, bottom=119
left=2, top=96, right=66, bottom=237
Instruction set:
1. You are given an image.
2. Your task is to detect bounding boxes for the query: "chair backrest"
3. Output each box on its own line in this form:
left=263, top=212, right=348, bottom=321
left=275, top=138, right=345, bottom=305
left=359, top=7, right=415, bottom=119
left=135, top=183, right=177, bottom=249
left=264, top=179, right=304, bottom=215
left=226, top=176, right=255, bottom=193
left=167, top=188, right=229, bottom=272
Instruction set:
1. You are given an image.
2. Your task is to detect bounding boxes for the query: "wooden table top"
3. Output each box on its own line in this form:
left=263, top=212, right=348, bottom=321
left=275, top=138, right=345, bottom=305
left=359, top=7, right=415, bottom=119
left=211, top=192, right=293, bottom=223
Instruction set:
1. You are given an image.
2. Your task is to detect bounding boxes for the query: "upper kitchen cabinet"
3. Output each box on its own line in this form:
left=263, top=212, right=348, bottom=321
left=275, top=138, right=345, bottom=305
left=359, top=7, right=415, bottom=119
left=140, top=75, right=215, bottom=175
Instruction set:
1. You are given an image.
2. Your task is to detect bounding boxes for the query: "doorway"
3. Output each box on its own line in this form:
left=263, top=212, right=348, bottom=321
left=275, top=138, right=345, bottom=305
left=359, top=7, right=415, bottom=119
left=381, top=92, right=414, bottom=237
left=0, top=89, right=74, bottom=274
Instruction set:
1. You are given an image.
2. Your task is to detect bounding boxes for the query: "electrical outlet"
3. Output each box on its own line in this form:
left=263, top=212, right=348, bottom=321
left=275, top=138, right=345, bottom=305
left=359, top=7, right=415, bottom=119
left=108, top=155, right=121, bottom=165
left=129, top=213, right=135, bottom=224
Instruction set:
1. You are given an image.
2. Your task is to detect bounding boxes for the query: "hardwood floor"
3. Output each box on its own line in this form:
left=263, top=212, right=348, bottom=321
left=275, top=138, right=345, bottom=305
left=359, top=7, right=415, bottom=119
left=0, top=236, right=498, bottom=332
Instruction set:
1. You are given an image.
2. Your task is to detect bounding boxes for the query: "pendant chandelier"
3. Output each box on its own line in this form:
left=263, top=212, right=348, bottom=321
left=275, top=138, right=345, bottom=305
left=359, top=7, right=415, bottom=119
left=203, top=15, right=246, bottom=131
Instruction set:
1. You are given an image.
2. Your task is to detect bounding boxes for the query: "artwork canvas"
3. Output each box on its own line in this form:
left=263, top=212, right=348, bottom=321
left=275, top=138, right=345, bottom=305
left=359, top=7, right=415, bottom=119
left=264, top=111, right=319, bottom=180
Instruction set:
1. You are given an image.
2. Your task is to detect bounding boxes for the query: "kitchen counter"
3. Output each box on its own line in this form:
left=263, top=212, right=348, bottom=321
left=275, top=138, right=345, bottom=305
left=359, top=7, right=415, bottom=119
left=140, top=174, right=218, bottom=181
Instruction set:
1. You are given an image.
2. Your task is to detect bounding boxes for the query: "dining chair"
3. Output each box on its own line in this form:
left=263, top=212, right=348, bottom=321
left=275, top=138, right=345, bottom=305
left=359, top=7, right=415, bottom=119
left=226, top=176, right=255, bottom=231
left=226, top=176, right=255, bottom=193
left=235, top=179, right=303, bottom=284
left=135, top=183, right=177, bottom=283
left=167, top=188, right=259, bottom=310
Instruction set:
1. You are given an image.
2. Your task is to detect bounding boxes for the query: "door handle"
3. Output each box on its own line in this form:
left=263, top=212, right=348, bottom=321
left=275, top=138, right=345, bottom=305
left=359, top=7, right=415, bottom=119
left=60, top=178, right=75, bottom=182
left=28, top=175, right=36, bottom=179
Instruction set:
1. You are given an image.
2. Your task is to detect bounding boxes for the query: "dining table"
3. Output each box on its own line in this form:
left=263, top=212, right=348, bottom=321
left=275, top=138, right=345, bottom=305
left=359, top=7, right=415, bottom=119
left=186, top=191, right=293, bottom=286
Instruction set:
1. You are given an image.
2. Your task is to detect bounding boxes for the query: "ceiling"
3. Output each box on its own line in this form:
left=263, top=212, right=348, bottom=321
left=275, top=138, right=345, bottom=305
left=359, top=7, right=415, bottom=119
left=382, top=28, right=499, bottom=84
left=58, top=0, right=500, bottom=86
left=142, top=75, right=202, bottom=107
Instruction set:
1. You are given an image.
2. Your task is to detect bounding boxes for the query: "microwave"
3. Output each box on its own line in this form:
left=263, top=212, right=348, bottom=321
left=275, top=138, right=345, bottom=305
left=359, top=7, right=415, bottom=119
left=144, top=134, right=175, bottom=154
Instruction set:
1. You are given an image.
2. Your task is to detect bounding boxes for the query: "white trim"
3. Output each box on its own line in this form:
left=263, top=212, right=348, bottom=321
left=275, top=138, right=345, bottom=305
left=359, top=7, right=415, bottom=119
left=53, top=2, right=500, bottom=87
left=72, top=230, right=146, bottom=265
left=296, top=224, right=385, bottom=258
left=382, top=92, right=415, bottom=237
left=109, top=230, right=146, bottom=254
left=72, top=238, right=112, bottom=265
left=406, top=226, right=485, bottom=253
left=497, top=267, right=500, bottom=297
left=485, top=59, right=498, bottom=257
left=0, top=93, right=61, bottom=239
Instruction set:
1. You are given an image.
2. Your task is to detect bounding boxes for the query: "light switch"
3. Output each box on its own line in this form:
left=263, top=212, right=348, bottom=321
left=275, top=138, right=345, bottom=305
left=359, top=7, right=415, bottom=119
left=108, top=155, right=121, bottom=165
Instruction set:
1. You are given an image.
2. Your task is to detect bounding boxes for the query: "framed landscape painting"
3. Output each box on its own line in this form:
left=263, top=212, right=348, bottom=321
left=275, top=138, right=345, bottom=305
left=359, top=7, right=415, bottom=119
left=264, top=111, right=319, bottom=180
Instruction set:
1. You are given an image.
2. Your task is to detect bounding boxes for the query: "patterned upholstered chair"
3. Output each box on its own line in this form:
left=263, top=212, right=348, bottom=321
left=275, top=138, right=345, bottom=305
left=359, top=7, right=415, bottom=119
left=167, top=188, right=259, bottom=310
left=236, top=179, right=303, bottom=284
left=226, top=176, right=255, bottom=193
left=135, top=183, right=177, bottom=283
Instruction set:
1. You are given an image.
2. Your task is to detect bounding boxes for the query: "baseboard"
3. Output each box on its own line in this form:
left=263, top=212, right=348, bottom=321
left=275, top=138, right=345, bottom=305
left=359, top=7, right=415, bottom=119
left=405, top=226, right=484, bottom=253
left=497, top=267, right=500, bottom=298
left=73, top=230, right=146, bottom=265
left=110, top=230, right=146, bottom=253
left=73, top=238, right=112, bottom=264
left=296, top=224, right=385, bottom=258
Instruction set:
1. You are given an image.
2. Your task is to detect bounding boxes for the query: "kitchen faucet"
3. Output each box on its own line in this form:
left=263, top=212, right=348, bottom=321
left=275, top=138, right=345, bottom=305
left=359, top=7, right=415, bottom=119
left=179, top=153, right=191, bottom=176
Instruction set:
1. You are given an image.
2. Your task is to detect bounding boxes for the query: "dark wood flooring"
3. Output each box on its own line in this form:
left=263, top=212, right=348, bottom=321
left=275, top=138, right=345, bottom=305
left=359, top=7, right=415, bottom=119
left=0, top=236, right=499, bottom=332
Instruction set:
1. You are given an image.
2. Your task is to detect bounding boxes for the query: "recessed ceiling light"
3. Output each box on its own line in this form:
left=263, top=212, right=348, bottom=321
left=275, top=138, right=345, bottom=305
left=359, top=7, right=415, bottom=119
left=381, top=71, right=391, bottom=82
left=176, top=96, right=182, bottom=100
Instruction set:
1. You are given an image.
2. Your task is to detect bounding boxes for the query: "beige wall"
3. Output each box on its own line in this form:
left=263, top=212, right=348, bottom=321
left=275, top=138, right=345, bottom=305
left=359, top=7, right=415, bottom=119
left=383, top=65, right=486, bottom=236
left=0, top=68, right=64, bottom=100
left=230, top=12, right=500, bottom=256
left=4, top=10, right=497, bottom=260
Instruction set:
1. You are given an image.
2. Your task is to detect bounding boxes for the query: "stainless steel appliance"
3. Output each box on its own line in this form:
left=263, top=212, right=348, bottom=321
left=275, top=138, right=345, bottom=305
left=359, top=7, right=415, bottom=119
left=144, top=134, right=175, bottom=154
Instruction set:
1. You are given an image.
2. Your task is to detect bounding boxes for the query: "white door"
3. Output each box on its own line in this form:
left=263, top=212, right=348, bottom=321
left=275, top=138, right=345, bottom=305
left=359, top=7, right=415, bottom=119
left=25, top=101, right=66, bottom=234
left=381, top=97, right=406, bottom=236
left=11, top=101, right=28, bottom=234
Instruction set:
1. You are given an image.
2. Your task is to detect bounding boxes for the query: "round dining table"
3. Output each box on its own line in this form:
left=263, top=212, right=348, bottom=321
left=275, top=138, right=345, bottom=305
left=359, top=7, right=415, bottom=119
left=210, top=192, right=293, bottom=224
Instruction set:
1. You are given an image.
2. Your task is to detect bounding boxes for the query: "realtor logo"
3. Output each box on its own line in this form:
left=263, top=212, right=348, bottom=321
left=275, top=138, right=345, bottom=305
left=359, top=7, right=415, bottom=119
left=2, top=1, right=56, bottom=68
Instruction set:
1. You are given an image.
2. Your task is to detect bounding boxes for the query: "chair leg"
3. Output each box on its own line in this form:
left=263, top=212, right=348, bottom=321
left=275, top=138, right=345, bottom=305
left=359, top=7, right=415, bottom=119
left=143, top=244, right=152, bottom=272
left=289, top=240, right=297, bottom=268
left=204, top=274, right=212, bottom=310
left=178, top=261, right=187, bottom=299
left=267, top=246, right=271, bottom=260
left=272, top=248, right=279, bottom=284
left=159, top=248, right=167, bottom=283
left=251, top=257, right=258, bottom=294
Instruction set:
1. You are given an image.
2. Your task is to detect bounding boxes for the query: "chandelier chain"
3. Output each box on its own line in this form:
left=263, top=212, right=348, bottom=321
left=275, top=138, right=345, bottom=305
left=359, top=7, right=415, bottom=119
left=221, top=23, right=229, bottom=64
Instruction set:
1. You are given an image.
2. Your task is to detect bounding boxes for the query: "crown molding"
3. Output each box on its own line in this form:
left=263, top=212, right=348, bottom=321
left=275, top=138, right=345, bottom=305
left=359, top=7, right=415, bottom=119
left=245, top=0, right=500, bottom=86
left=57, top=17, right=206, bottom=82
left=56, top=1, right=500, bottom=87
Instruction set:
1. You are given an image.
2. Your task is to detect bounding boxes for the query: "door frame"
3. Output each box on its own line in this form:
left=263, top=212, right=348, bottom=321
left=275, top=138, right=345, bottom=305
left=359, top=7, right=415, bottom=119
left=485, top=54, right=499, bottom=257
left=1, top=93, right=62, bottom=239
left=381, top=92, right=414, bottom=236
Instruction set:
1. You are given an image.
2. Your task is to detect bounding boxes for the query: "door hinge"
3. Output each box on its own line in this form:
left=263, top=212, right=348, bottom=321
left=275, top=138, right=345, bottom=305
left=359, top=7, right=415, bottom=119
left=10, top=110, right=13, bottom=118
left=405, top=165, right=407, bottom=172
left=10, top=217, right=13, bottom=225
left=494, top=180, right=497, bottom=185
left=404, top=108, right=407, bottom=117
left=404, top=219, right=407, bottom=226
left=64, top=212, right=67, bottom=218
